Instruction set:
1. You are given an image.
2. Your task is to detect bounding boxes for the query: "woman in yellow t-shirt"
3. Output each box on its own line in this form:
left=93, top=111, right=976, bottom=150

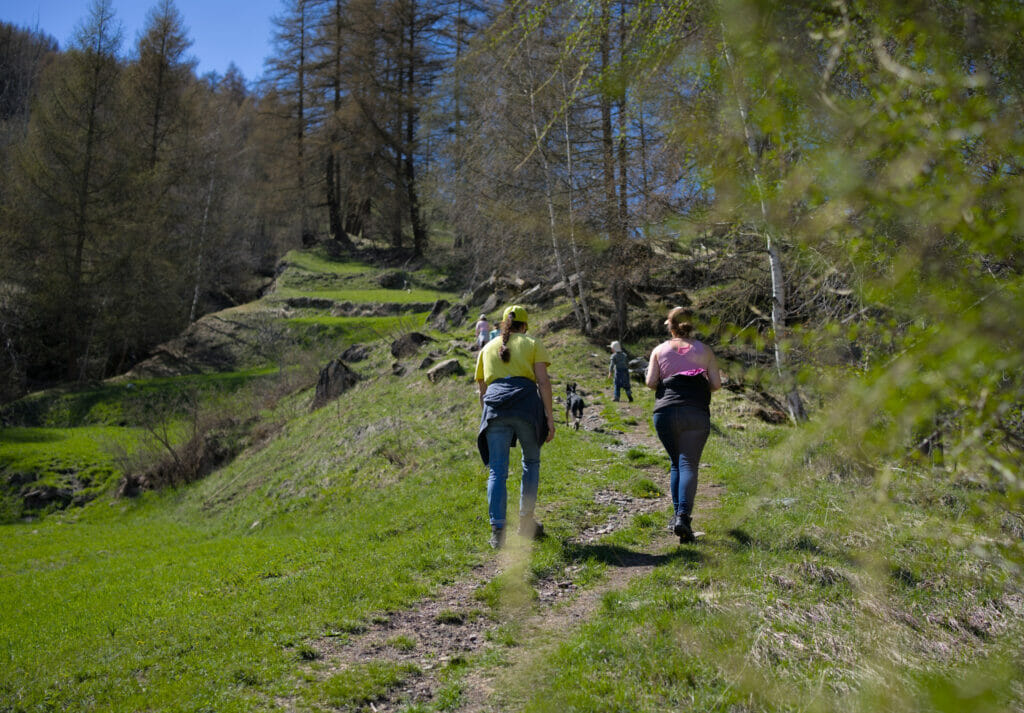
left=474, top=305, right=555, bottom=549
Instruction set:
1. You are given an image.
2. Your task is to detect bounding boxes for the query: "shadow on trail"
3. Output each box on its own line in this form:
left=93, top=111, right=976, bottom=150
left=564, top=541, right=706, bottom=569
left=727, top=526, right=857, bottom=567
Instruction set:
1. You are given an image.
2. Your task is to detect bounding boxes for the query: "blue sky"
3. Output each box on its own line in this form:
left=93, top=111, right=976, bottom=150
left=2, top=0, right=281, bottom=82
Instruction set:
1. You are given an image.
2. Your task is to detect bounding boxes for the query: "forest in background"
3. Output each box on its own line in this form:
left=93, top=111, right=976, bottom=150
left=1, top=0, right=1021, bottom=490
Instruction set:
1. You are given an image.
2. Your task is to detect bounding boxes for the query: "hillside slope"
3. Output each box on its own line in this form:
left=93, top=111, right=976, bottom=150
left=1, top=246, right=1021, bottom=713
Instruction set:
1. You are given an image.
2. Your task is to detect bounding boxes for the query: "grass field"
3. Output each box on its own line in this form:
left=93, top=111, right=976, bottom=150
left=0, top=341, right=666, bottom=711
left=498, top=448, right=1023, bottom=713
left=285, top=313, right=430, bottom=345
left=1, top=250, right=1020, bottom=712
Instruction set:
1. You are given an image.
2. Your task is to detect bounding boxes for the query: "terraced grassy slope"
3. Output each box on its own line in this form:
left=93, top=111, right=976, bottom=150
left=0, top=247, right=457, bottom=521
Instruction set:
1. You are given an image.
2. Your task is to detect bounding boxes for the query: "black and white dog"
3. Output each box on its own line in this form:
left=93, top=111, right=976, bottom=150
left=565, top=382, right=586, bottom=430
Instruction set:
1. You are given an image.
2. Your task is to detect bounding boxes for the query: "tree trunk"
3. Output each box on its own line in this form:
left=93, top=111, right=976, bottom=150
left=326, top=0, right=353, bottom=250
left=344, top=198, right=370, bottom=236
left=68, top=66, right=100, bottom=380
left=616, top=0, right=628, bottom=231
left=600, top=0, right=627, bottom=338
left=189, top=173, right=215, bottom=324
left=721, top=25, right=807, bottom=423
left=297, top=1, right=310, bottom=244
left=405, top=3, right=426, bottom=257
left=388, top=52, right=404, bottom=249
left=560, top=68, right=592, bottom=333
left=527, top=87, right=582, bottom=329
left=325, top=153, right=353, bottom=249
left=452, top=0, right=466, bottom=249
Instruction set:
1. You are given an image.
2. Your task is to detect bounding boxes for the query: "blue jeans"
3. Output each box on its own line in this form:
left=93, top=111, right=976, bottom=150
left=485, top=416, right=541, bottom=528
left=613, top=369, right=632, bottom=401
left=652, top=406, right=710, bottom=517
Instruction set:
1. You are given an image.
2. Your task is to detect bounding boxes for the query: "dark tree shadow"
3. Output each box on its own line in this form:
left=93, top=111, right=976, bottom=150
left=564, top=542, right=706, bottom=569
left=727, top=526, right=855, bottom=565
left=728, top=528, right=753, bottom=547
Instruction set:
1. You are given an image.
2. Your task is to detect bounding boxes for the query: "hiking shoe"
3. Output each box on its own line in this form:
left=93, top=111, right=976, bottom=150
left=517, top=517, right=545, bottom=540
left=673, top=514, right=695, bottom=544
left=489, top=526, right=505, bottom=550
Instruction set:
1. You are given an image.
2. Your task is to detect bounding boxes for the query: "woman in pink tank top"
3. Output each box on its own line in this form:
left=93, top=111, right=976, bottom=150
left=645, top=307, right=721, bottom=543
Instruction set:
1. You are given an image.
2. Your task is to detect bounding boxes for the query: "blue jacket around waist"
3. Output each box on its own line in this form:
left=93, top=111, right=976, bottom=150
left=477, top=376, right=548, bottom=464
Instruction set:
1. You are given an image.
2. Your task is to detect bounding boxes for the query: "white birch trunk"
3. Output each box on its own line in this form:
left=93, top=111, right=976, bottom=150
left=527, top=86, right=584, bottom=329
left=190, top=173, right=215, bottom=324
left=560, top=66, right=593, bottom=333
left=721, top=26, right=807, bottom=423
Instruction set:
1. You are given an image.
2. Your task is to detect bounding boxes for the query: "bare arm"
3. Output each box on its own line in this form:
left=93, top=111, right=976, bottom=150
left=645, top=347, right=661, bottom=390
left=706, top=351, right=722, bottom=391
left=477, top=379, right=486, bottom=407
left=533, top=362, right=555, bottom=443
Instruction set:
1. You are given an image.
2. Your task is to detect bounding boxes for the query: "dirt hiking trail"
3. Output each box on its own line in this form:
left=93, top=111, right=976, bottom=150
left=283, top=396, right=725, bottom=712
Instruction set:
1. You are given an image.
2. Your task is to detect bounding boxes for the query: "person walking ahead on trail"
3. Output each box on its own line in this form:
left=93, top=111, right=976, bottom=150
left=474, top=314, right=491, bottom=350
left=645, top=307, right=721, bottom=544
left=608, top=340, right=633, bottom=402
left=475, top=305, right=555, bottom=549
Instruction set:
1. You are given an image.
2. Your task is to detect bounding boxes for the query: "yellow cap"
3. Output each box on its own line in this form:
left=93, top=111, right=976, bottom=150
left=502, top=304, right=528, bottom=325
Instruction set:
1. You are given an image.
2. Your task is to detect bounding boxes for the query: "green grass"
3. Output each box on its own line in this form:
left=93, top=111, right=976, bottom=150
left=273, top=286, right=454, bottom=305
left=490, top=428, right=1024, bottom=713
left=285, top=313, right=429, bottom=344
left=279, top=249, right=374, bottom=276
left=0, top=336, right=661, bottom=710
left=625, top=446, right=662, bottom=468
left=0, top=426, right=149, bottom=521
left=311, top=660, right=420, bottom=708
left=386, top=634, right=417, bottom=652
left=2, top=254, right=1020, bottom=713
left=0, top=463, right=473, bottom=709
left=0, top=368, right=292, bottom=521
left=0, top=368, right=280, bottom=428
left=274, top=249, right=456, bottom=303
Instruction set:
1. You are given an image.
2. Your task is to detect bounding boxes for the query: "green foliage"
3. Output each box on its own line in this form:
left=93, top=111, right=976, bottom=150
left=621, top=0, right=1024, bottom=574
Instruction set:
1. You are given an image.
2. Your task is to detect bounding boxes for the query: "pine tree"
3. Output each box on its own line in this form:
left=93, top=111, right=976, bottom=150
left=267, top=0, right=323, bottom=245
left=11, top=0, right=126, bottom=379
